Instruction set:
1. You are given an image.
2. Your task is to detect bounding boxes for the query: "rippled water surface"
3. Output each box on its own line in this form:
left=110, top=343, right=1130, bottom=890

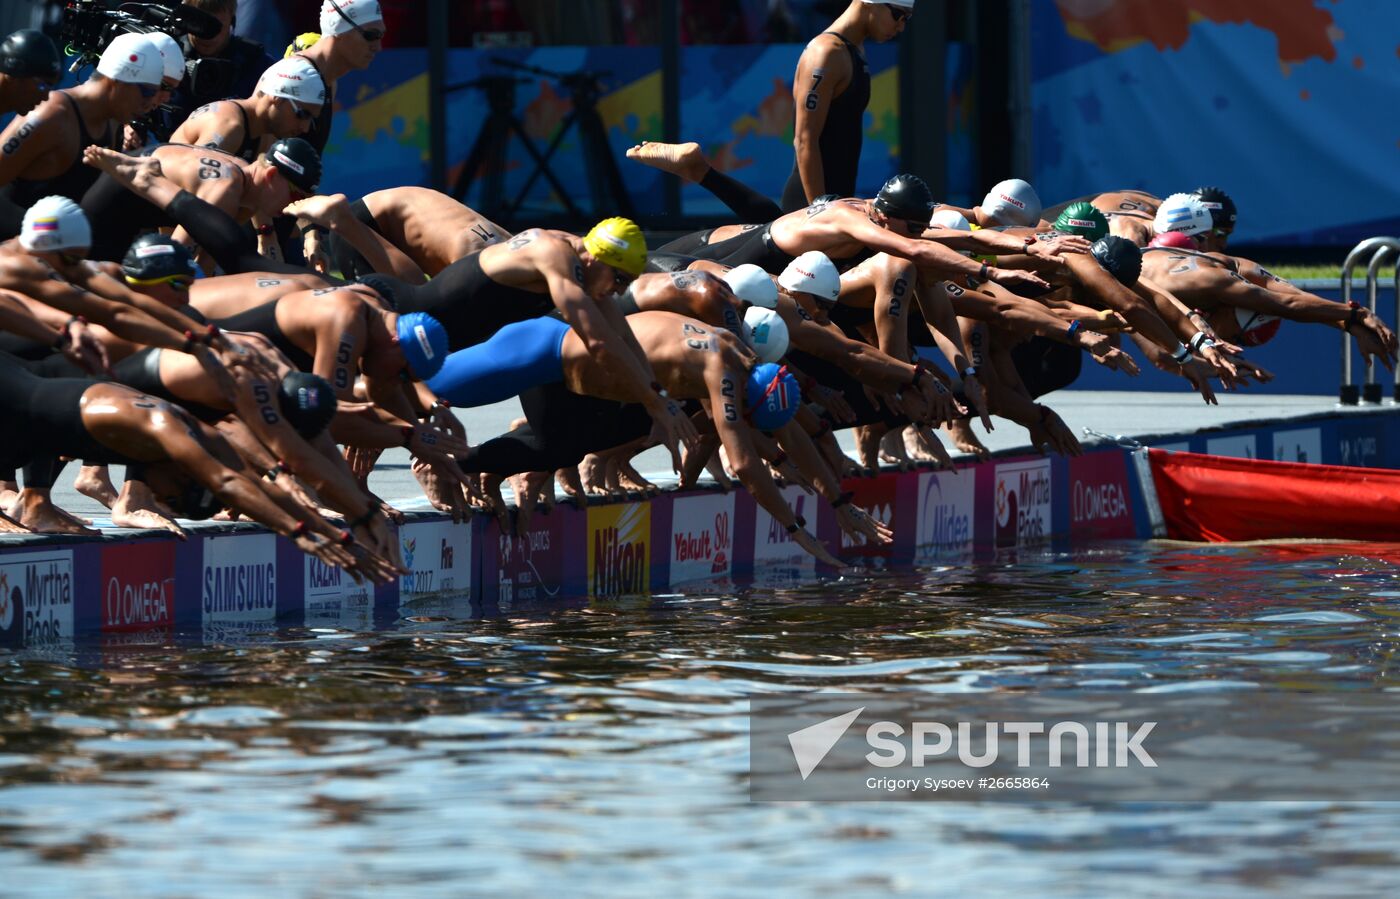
left=4, top=541, right=1400, bottom=897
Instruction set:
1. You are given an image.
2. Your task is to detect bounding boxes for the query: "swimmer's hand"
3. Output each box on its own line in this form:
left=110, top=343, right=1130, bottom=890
left=408, top=424, right=472, bottom=466
left=1030, top=233, right=1091, bottom=257
left=835, top=502, right=893, bottom=547
left=1080, top=331, right=1140, bottom=376
left=292, top=528, right=358, bottom=577
left=349, top=508, right=402, bottom=572
left=961, top=372, right=994, bottom=432
left=1353, top=312, right=1399, bottom=373
left=648, top=397, right=699, bottom=474
left=808, top=383, right=856, bottom=425
left=61, top=318, right=111, bottom=376
left=792, top=527, right=844, bottom=568
left=988, top=268, right=1051, bottom=293
left=917, top=374, right=965, bottom=426
left=1179, top=357, right=1219, bottom=405
left=192, top=343, right=240, bottom=407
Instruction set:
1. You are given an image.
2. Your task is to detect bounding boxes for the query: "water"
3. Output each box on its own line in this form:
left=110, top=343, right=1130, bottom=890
left=3, top=540, right=1400, bottom=897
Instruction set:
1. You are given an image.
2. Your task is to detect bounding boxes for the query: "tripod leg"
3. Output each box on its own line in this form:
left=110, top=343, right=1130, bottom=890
left=506, top=114, right=585, bottom=220
left=453, top=111, right=512, bottom=215
left=576, top=106, right=636, bottom=219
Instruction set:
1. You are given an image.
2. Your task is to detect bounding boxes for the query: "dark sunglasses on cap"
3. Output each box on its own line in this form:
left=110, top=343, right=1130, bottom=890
left=287, top=98, right=316, bottom=121
left=609, top=265, right=635, bottom=292
left=885, top=4, right=912, bottom=23
left=327, top=0, right=384, bottom=43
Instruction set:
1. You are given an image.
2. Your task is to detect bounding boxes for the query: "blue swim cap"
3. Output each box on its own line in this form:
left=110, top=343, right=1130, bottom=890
left=396, top=312, right=449, bottom=380
left=745, top=363, right=802, bottom=432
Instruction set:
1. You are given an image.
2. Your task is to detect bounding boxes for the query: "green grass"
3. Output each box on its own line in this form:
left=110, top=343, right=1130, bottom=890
left=1259, top=264, right=1343, bottom=281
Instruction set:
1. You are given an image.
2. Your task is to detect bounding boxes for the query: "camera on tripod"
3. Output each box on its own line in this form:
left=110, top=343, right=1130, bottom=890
left=60, top=1, right=235, bottom=97
left=58, top=1, right=234, bottom=138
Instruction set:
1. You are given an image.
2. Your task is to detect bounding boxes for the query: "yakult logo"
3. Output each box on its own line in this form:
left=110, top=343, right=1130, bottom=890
left=670, top=494, right=735, bottom=584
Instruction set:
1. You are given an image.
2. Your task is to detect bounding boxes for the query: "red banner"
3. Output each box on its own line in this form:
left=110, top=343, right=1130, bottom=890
left=1149, top=449, right=1400, bottom=542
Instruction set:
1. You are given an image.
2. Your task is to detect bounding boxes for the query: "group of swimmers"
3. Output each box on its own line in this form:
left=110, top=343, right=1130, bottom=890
left=0, top=2, right=1393, bottom=585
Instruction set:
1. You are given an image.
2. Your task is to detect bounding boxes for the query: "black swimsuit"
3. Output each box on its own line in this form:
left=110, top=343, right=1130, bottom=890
left=657, top=224, right=796, bottom=274
left=111, top=349, right=227, bottom=423
left=780, top=32, right=870, bottom=212
left=394, top=251, right=554, bottom=351
left=0, top=92, right=118, bottom=239
left=0, top=353, right=131, bottom=471
left=216, top=300, right=315, bottom=371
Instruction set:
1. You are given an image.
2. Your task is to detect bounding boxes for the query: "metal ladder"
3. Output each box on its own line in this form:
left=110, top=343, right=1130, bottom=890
left=1340, top=237, right=1400, bottom=404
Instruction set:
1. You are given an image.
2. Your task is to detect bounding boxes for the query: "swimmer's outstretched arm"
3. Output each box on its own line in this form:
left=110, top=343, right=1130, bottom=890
left=285, top=194, right=427, bottom=284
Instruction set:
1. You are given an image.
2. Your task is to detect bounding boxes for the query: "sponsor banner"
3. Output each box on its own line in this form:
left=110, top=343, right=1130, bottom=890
left=201, top=534, right=277, bottom=638
left=915, top=470, right=975, bottom=559
left=994, top=459, right=1052, bottom=549
left=588, top=502, right=651, bottom=597
left=753, top=486, right=817, bottom=581
left=1068, top=453, right=1135, bottom=541
left=497, top=510, right=569, bottom=611
left=304, top=555, right=372, bottom=630
left=101, top=542, right=175, bottom=634
left=1338, top=424, right=1382, bottom=468
left=1206, top=435, right=1257, bottom=460
left=399, top=520, right=471, bottom=597
left=1273, top=427, right=1323, bottom=464
left=0, top=550, right=75, bottom=649
left=670, top=493, right=736, bottom=586
left=839, top=476, right=898, bottom=557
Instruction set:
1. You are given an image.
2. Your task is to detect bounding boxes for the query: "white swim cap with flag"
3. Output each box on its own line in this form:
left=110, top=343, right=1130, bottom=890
left=144, top=31, right=185, bottom=84
left=1154, top=193, right=1213, bottom=237
left=320, top=0, right=384, bottom=37
left=724, top=264, right=778, bottom=309
left=257, top=57, right=327, bottom=105
left=21, top=196, right=91, bottom=253
left=96, top=33, right=164, bottom=86
left=981, top=179, right=1042, bottom=227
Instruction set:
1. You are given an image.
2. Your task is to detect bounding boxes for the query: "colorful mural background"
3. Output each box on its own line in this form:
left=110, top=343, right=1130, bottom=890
left=1030, top=0, right=1400, bottom=246
left=321, top=43, right=928, bottom=217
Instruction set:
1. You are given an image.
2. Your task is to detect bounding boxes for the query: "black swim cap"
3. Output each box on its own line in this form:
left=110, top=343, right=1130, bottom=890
left=0, top=30, right=62, bottom=81
left=122, top=233, right=198, bottom=283
left=1090, top=236, right=1142, bottom=287
left=873, top=174, right=935, bottom=225
left=355, top=273, right=400, bottom=311
left=277, top=372, right=338, bottom=439
left=1191, top=186, right=1237, bottom=232
left=266, top=138, right=322, bottom=194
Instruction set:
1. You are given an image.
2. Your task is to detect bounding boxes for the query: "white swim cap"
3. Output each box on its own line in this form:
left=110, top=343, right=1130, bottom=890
left=862, top=0, right=915, bottom=7
left=144, top=31, right=185, bottom=84
left=723, top=263, right=778, bottom=309
left=778, top=251, right=841, bottom=303
left=981, top=178, right=1042, bottom=227
left=930, top=208, right=971, bottom=231
left=1154, top=193, right=1213, bottom=237
left=743, top=306, right=790, bottom=364
left=20, top=196, right=91, bottom=253
left=96, top=33, right=164, bottom=86
left=320, top=0, right=384, bottom=37
left=256, top=57, right=327, bottom=105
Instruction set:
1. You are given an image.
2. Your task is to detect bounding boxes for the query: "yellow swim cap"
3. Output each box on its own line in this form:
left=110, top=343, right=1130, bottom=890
left=285, top=32, right=322, bottom=59
left=583, top=217, right=647, bottom=276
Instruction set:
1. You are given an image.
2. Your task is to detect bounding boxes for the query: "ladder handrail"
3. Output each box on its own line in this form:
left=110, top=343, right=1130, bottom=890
left=1339, top=237, right=1400, bottom=403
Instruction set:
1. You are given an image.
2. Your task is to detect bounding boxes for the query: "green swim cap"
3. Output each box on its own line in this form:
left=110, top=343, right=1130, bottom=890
left=1054, top=202, right=1109, bottom=241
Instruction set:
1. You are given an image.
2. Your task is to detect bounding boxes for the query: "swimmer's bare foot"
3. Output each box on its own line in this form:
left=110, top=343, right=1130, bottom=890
left=74, top=465, right=120, bottom=509
left=625, top=141, right=709, bottom=184
left=479, top=474, right=509, bottom=530
left=517, top=470, right=554, bottom=515
left=83, top=145, right=164, bottom=194
left=0, top=509, right=30, bottom=534
left=908, top=425, right=956, bottom=470
left=0, top=479, right=19, bottom=511
left=579, top=454, right=608, bottom=496
left=946, top=420, right=991, bottom=462
left=13, top=489, right=99, bottom=536
left=878, top=428, right=912, bottom=471
left=556, top=467, right=584, bottom=507
left=111, top=481, right=188, bottom=539
left=618, top=461, right=657, bottom=495
left=855, top=425, right=883, bottom=471
left=283, top=193, right=350, bottom=225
